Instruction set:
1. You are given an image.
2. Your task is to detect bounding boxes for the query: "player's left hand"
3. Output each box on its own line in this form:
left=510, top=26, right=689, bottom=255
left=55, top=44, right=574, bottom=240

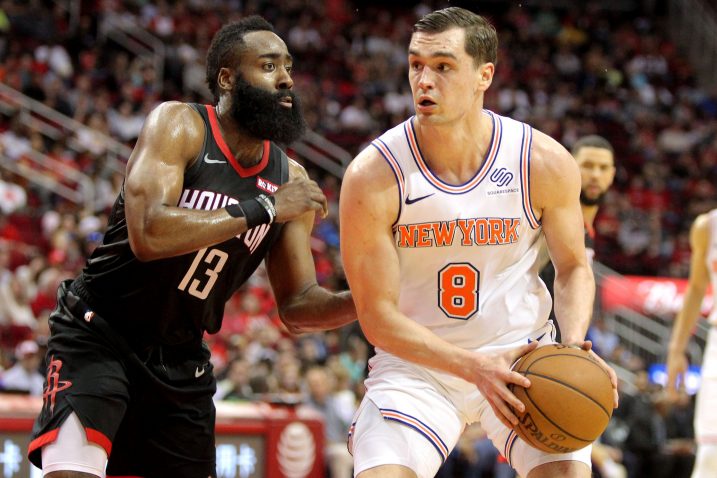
left=575, top=340, right=619, bottom=409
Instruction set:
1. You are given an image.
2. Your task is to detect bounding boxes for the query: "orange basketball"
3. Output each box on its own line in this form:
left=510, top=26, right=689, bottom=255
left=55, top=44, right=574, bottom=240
left=508, top=344, right=613, bottom=454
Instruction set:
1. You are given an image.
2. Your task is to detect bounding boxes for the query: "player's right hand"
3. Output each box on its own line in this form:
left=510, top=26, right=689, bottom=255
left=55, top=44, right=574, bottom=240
left=665, top=349, right=688, bottom=400
left=272, top=178, right=328, bottom=222
left=471, top=341, right=537, bottom=429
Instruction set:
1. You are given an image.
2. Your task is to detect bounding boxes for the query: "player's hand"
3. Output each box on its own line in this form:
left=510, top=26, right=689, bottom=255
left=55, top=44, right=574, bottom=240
left=665, top=349, right=688, bottom=401
left=471, top=341, right=537, bottom=429
left=272, top=178, right=328, bottom=222
left=577, top=340, right=619, bottom=408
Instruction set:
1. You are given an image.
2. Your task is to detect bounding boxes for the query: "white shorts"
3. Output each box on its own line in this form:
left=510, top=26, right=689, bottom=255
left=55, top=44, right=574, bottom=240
left=349, top=325, right=592, bottom=478
left=695, top=327, right=717, bottom=445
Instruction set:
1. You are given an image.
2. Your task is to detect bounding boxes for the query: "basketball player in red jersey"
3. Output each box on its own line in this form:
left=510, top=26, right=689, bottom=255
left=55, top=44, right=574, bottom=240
left=340, top=7, right=618, bottom=478
left=29, top=16, right=355, bottom=478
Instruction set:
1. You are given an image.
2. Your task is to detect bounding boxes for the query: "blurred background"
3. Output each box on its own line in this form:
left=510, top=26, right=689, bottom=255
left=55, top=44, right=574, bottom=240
left=0, top=0, right=715, bottom=477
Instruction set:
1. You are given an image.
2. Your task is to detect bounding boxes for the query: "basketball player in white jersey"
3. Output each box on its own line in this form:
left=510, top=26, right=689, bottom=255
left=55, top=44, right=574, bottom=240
left=339, top=7, right=618, bottom=478
left=667, top=209, right=717, bottom=478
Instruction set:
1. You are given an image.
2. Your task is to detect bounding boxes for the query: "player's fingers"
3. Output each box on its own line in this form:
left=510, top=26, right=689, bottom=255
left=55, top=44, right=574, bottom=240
left=320, top=195, right=329, bottom=218
left=510, top=341, right=538, bottom=365
left=588, top=350, right=619, bottom=408
left=580, top=340, right=593, bottom=352
left=489, top=397, right=518, bottom=428
left=498, top=380, right=528, bottom=416
left=508, top=369, right=531, bottom=389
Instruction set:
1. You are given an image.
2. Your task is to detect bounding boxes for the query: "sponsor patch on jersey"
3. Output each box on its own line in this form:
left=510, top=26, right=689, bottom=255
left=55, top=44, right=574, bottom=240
left=256, top=176, right=278, bottom=193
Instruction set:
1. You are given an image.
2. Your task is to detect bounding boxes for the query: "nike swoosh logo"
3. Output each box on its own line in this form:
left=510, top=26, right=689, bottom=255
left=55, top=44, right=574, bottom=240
left=203, top=153, right=226, bottom=164
left=405, top=193, right=435, bottom=205
left=195, top=366, right=206, bottom=378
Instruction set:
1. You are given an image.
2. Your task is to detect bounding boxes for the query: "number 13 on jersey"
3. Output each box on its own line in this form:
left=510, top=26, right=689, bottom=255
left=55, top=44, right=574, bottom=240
left=438, top=263, right=480, bottom=320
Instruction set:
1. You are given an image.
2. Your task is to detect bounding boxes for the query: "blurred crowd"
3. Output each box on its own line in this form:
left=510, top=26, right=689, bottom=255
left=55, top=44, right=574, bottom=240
left=0, top=0, right=715, bottom=476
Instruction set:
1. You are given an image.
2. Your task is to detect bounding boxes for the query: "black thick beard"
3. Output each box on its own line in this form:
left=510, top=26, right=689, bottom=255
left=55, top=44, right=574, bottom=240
left=580, top=190, right=606, bottom=207
left=229, top=75, right=306, bottom=145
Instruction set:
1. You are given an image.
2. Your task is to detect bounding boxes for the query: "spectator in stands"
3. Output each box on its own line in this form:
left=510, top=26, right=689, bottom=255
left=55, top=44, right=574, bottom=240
left=27, top=16, right=356, bottom=478
left=304, top=365, right=356, bottom=478
left=214, top=357, right=254, bottom=401
left=0, top=266, right=37, bottom=330
left=1, top=339, right=43, bottom=395
left=667, top=208, right=717, bottom=478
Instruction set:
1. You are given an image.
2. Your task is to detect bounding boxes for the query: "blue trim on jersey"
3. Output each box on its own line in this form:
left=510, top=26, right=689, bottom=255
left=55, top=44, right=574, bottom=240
left=519, top=125, right=541, bottom=229
left=371, top=139, right=404, bottom=229
left=405, top=111, right=500, bottom=194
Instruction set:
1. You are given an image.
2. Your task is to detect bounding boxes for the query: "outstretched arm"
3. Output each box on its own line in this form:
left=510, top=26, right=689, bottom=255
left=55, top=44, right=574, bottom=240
left=266, top=160, right=356, bottom=334
left=667, top=214, right=710, bottom=393
left=339, top=146, right=535, bottom=429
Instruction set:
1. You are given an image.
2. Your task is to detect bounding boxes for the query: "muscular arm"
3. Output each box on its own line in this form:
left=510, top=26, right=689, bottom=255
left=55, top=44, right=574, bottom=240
left=340, top=147, right=534, bottom=428
left=667, top=214, right=710, bottom=391
left=531, top=130, right=595, bottom=345
left=266, top=160, right=356, bottom=334
left=124, top=102, right=254, bottom=261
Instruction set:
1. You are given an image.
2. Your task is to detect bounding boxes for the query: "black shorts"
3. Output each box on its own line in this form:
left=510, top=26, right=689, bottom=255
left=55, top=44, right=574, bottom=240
left=28, top=280, right=217, bottom=478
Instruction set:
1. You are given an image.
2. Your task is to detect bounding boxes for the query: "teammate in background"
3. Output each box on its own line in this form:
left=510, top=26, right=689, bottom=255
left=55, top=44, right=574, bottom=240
left=539, top=135, right=616, bottom=340
left=667, top=209, right=717, bottom=478
left=28, top=16, right=356, bottom=478
left=339, top=7, right=617, bottom=478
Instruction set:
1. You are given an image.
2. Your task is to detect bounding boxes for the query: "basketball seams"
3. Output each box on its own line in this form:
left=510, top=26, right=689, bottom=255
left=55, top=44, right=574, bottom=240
left=519, top=352, right=611, bottom=380
left=511, top=383, right=594, bottom=445
left=519, top=371, right=612, bottom=418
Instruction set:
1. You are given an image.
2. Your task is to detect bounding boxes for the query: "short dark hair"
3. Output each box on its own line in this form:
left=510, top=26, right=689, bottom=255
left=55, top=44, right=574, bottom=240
left=572, top=135, right=614, bottom=156
left=413, top=7, right=498, bottom=66
left=205, top=16, right=276, bottom=103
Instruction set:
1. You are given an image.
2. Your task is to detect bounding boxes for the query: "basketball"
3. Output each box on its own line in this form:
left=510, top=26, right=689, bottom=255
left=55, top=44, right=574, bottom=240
left=508, top=344, right=613, bottom=454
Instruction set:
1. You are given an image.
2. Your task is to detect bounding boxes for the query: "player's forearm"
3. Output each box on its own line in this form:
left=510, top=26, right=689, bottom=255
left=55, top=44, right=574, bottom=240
left=668, top=285, right=707, bottom=354
left=128, top=206, right=250, bottom=261
left=359, top=305, right=475, bottom=380
left=553, top=263, right=595, bottom=344
left=278, top=285, right=356, bottom=334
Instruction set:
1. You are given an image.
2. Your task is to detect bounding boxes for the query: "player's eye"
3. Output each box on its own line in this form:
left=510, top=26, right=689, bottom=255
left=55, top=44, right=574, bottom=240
left=263, top=62, right=276, bottom=71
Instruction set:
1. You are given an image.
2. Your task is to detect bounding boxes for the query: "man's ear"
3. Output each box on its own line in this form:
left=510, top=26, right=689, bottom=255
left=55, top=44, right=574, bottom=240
left=217, top=67, right=235, bottom=92
left=477, top=62, right=494, bottom=92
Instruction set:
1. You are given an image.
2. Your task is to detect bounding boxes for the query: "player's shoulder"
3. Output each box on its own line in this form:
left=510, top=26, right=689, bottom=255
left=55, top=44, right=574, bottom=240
left=288, top=157, right=309, bottom=180
left=143, top=101, right=204, bottom=137
left=148, top=101, right=201, bottom=122
left=530, top=128, right=574, bottom=169
left=692, top=212, right=712, bottom=234
left=344, top=141, right=393, bottom=183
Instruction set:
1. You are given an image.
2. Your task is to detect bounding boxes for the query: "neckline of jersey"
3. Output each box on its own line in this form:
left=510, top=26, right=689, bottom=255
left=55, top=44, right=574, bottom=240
left=206, top=104, right=270, bottom=178
left=406, top=110, right=501, bottom=194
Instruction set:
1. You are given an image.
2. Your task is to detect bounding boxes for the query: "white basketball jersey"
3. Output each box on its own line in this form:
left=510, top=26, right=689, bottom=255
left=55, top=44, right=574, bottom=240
left=373, top=111, right=551, bottom=350
left=707, top=210, right=717, bottom=325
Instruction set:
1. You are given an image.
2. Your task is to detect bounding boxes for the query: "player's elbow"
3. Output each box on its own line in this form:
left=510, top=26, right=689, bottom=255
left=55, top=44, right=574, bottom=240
left=128, top=232, right=162, bottom=262
left=277, top=311, right=310, bottom=335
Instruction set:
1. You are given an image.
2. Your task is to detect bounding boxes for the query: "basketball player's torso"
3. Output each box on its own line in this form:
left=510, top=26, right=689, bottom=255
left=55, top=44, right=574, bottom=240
left=374, top=111, right=551, bottom=350
left=75, top=103, right=288, bottom=346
